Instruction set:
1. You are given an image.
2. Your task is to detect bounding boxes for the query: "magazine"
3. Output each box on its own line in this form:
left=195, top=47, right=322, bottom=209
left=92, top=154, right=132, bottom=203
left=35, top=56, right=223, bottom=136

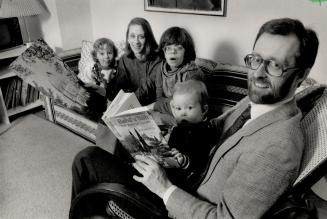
left=101, top=90, right=180, bottom=168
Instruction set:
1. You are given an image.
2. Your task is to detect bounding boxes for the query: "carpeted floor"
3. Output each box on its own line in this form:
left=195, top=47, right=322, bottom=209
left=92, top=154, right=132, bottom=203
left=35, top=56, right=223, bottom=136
left=0, top=114, right=94, bottom=219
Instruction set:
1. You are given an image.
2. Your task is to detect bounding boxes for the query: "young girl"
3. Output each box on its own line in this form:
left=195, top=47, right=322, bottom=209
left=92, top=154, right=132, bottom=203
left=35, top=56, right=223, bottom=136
left=164, top=79, right=217, bottom=193
left=141, top=26, right=205, bottom=115
left=78, top=38, right=117, bottom=120
left=78, top=37, right=118, bottom=90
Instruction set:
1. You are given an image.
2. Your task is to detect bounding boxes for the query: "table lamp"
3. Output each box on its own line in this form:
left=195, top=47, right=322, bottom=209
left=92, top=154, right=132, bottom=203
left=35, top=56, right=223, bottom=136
left=0, top=0, right=45, bottom=45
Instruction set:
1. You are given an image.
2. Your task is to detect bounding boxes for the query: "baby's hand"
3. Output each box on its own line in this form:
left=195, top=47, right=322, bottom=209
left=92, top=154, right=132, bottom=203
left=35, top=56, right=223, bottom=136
left=101, top=69, right=115, bottom=83
left=170, top=148, right=180, bottom=157
left=170, top=148, right=189, bottom=168
left=101, top=73, right=110, bottom=83
left=83, top=83, right=99, bottom=89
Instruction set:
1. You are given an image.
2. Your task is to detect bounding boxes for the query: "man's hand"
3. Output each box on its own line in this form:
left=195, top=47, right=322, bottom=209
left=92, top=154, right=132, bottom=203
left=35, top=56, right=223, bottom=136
left=132, top=155, right=173, bottom=199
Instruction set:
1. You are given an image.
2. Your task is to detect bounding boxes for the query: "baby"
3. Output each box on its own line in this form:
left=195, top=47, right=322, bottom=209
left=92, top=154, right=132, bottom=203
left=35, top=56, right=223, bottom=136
left=165, top=79, right=218, bottom=193
left=78, top=38, right=117, bottom=90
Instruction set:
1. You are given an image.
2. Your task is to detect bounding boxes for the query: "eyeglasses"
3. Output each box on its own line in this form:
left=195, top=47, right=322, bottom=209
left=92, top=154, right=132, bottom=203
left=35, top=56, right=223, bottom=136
left=163, top=45, right=185, bottom=53
left=244, top=54, right=299, bottom=77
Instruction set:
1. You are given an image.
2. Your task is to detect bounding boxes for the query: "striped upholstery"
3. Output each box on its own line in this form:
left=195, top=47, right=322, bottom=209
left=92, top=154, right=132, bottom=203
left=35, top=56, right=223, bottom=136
left=195, top=58, right=249, bottom=118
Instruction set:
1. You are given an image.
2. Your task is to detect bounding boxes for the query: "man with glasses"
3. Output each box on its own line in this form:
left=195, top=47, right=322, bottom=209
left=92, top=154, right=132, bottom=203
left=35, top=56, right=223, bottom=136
left=70, top=18, right=319, bottom=218
left=131, top=18, right=319, bottom=218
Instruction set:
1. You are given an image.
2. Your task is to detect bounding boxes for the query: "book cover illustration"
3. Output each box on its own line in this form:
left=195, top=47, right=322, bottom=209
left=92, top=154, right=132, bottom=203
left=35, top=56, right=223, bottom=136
left=102, top=91, right=179, bottom=168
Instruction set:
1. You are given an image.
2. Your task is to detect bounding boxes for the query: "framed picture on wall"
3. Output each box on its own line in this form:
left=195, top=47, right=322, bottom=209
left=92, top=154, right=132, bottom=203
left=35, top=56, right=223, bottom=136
left=144, top=0, right=226, bottom=16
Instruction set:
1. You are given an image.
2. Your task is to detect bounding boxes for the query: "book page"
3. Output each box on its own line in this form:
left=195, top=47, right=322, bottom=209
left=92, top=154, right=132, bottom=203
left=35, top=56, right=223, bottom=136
left=105, top=89, right=125, bottom=114
left=102, top=90, right=141, bottom=118
left=115, top=106, right=149, bottom=116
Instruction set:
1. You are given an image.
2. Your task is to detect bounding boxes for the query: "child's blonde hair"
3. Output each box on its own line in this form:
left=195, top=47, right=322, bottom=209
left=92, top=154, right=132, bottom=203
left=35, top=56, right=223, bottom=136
left=173, top=79, right=208, bottom=109
left=91, top=38, right=117, bottom=67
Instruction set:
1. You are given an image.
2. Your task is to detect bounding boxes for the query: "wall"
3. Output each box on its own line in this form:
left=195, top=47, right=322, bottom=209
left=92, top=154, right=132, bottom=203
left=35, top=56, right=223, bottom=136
left=39, top=0, right=63, bottom=51
left=39, top=0, right=93, bottom=52
left=90, top=0, right=327, bottom=84
left=55, top=0, right=93, bottom=51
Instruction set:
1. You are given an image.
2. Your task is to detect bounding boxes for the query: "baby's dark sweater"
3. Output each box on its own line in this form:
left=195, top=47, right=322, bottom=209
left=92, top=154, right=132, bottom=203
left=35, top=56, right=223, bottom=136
left=166, top=121, right=219, bottom=192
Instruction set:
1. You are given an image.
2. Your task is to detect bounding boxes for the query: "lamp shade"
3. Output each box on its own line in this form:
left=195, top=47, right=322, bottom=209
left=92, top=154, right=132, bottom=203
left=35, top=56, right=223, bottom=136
left=0, top=0, right=45, bottom=18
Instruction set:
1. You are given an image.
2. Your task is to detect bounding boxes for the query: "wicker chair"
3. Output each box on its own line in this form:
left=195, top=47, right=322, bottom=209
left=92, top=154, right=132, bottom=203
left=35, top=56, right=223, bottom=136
left=294, top=86, right=327, bottom=193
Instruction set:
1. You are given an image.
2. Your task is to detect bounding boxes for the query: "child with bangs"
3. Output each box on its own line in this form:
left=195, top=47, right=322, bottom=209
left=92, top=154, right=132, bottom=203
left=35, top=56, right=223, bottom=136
left=78, top=38, right=118, bottom=120
left=78, top=38, right=118, bottom=91
left=140, top=26, right=205, bottom=116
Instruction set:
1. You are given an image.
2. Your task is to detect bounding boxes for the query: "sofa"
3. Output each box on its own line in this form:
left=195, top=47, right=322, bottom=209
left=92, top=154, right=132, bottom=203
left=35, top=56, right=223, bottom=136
left=39, top=55, right=319, bottom=143
left=8, top=39, right=321, bottom=143
left=50, top=58, right=251, bottom=143
left=8, top=39, right=252, bottom=143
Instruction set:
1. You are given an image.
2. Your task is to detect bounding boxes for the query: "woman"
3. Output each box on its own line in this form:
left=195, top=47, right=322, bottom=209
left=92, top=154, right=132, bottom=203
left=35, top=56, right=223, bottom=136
left=97, top=17, right=161, bottom=149
left=106, top=17, right=161, bottom=105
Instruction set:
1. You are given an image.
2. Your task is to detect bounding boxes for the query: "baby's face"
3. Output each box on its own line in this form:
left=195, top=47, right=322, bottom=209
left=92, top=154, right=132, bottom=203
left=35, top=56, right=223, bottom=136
left=96, top=44, right=114, bottom=67
left=172, top=92, right=204, bottom=125
left=164, top=44, right=185, bottom=71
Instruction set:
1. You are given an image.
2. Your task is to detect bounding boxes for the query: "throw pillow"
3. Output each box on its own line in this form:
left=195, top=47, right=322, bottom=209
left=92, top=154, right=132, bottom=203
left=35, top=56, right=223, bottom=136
left=77, top=40, right=95, bottom=84
left=9, top=39, right=90, bottom=113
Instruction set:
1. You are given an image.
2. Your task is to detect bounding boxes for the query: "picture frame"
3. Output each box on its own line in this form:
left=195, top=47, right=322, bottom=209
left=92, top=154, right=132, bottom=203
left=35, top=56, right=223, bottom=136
left=144, top=0, right=226, bottom=16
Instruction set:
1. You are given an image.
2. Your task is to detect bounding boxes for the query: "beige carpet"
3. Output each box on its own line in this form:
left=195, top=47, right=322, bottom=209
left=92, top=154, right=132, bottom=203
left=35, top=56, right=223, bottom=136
left=0, top=114, right=94, bottom=219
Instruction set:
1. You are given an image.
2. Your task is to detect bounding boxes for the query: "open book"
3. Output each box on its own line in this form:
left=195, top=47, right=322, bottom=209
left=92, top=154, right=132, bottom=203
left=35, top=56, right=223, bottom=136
left=101, top=90, right=179, bottom=168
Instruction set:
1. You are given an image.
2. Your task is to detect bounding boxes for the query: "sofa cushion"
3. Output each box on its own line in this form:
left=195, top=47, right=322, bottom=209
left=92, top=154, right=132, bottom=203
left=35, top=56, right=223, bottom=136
left=9, top=39, right=90, bottom=114
left=77, top=40, right=95, bottom=84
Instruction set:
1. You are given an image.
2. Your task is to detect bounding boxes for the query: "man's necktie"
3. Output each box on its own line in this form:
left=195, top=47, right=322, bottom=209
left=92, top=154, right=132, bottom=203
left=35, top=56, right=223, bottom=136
left=219, top=105, right=251, bottom=143
left=189, top=105, right=251, bottom=190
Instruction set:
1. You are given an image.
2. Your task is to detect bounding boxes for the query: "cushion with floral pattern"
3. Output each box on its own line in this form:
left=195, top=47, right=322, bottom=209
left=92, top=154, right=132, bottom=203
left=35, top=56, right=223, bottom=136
left=9, top=39, right=90, bottom=113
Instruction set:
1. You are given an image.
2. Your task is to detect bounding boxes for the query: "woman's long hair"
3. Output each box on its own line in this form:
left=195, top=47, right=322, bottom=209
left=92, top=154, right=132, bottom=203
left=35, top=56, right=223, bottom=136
left=125, top=17, right=158, bottom=60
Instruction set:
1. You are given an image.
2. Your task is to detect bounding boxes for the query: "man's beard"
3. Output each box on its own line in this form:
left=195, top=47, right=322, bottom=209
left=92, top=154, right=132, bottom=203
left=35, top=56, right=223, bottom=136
left=247, top=74, right=296, bottom=104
